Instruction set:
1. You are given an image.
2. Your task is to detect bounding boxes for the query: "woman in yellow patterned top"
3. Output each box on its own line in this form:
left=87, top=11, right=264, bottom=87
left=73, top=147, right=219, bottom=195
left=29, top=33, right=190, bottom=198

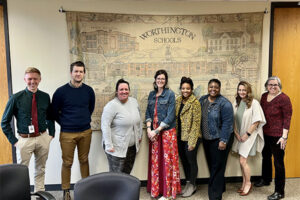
left=176, top=77, right=202, bottom=198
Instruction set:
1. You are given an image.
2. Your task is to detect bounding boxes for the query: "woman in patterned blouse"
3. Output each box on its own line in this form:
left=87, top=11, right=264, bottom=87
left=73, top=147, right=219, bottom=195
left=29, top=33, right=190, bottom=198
left=175, top=77, right=201, bottom=197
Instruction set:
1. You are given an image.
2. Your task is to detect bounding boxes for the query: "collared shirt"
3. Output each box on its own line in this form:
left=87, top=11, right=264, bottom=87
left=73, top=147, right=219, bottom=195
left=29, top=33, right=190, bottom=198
left=1, top=88, right=55, bottom=145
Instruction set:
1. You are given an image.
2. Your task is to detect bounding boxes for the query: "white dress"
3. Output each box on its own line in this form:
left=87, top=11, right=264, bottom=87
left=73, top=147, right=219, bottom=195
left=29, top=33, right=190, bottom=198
left=232, top=99, right=266, bottom=158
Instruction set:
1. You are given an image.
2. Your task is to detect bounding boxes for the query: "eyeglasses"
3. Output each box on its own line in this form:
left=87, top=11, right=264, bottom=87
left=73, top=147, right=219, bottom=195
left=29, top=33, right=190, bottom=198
left=156, top=78, right=165, bottom=81
left=268, top=84, right=279, bottom=87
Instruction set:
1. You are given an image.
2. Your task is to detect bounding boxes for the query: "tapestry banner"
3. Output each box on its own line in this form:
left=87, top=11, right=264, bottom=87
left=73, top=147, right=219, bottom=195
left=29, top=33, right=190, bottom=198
left=66, top=12, right=264, bottom=130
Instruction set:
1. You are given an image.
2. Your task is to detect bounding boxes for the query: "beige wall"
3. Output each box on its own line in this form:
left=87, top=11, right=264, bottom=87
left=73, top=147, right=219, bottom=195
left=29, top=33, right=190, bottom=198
left=6, top=0, right=270, bottom=185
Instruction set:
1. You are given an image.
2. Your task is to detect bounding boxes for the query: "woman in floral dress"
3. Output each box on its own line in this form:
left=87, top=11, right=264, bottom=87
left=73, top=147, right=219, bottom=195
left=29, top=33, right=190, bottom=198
left=146, top=69, right=181, bottom=200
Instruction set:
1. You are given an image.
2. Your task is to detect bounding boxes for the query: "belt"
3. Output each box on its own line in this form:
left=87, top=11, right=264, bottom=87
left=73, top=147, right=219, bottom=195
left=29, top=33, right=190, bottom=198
left=19, top=131, right=45, bottom=138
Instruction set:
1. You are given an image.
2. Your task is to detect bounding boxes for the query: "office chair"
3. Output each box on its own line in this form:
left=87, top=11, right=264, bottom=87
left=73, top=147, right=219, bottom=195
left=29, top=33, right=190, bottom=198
left=74, top=172, right=141, bottom=200
left=0, top=164, right=55, bottom=200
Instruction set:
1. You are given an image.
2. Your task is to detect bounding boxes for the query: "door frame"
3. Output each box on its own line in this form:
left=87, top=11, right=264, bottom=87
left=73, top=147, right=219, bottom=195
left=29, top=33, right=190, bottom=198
left=269, top=2, right=300, bottom=76
left=0, top=0, right=15, bottom=163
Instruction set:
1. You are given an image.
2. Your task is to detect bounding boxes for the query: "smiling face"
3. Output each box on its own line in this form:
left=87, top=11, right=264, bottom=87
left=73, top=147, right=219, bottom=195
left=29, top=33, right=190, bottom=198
left=181, top=83, right=192, bottom=99
left=155, top=74, right=166, bottom=90
left=208, top=81, right=220, bottom=98
left=70, top=66, right=85, bottom=84
left=24, top=72, right=41, bottom=93
left=117, top=83, right=130, bottom=103
left=267, top=79, right=280, bottom=95
left=238, top=84, right=248, bottom=99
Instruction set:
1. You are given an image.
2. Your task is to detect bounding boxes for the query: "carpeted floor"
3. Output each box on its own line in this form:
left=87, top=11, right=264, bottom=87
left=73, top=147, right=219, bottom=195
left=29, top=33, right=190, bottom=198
left=48, top=178, right=300, bottom=200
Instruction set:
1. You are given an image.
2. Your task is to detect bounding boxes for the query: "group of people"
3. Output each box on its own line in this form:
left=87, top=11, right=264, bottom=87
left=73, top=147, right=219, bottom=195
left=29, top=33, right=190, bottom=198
left=1, top=61, right=95, bottom=200
left=101, top=69, right=292, bottom=200
left=1, top=61, right=293, bottom=200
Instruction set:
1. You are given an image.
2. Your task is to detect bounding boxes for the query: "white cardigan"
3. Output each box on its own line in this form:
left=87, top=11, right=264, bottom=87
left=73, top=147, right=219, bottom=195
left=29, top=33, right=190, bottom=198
left=232, top=99, right=266, bottom=158
left=101, top=97, right=142, bottom=158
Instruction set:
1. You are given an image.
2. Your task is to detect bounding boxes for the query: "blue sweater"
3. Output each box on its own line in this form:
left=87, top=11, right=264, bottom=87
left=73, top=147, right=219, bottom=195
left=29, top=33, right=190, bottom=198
left=52, top=83, right=95, bottom=132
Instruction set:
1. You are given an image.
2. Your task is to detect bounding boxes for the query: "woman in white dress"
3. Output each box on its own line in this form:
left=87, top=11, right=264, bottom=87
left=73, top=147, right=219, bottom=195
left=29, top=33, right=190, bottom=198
left=232, top=81, right=266, bottom=196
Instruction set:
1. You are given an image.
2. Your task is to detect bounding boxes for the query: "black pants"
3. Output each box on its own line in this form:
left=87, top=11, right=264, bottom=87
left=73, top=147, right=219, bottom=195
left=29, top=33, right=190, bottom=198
left=203, top=135, right=233, bottom=200
left=262, top=135, right=285, bottom=194
left=177, top=138, right=201, bottom=186
left=105, top=145, right=136, bottom=174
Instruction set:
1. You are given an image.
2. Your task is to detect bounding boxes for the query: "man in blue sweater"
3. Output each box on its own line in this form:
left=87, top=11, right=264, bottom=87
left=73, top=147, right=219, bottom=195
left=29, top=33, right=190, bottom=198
left=52, top=61, right=95, bottom=200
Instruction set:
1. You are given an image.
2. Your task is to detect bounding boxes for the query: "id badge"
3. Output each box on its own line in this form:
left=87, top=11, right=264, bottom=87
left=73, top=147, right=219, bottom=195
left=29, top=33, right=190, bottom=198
left=28, top=125, right=35, bottom=134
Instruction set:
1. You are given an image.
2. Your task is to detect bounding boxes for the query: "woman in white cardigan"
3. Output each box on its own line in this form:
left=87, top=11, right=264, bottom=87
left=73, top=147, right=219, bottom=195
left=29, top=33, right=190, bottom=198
left=101, top=79, right=142, bottom=174
left=232, top=81, right=266, bottom=196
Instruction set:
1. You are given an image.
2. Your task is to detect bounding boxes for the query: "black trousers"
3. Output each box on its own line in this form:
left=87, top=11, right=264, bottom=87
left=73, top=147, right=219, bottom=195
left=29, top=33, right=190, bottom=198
left=262, top=135, right=285, bottom=194
left=105, top=145, right=137, bottom=174
left=203, top=135, right=233, bottom=200
left=177, top=138, right=201, bottom=186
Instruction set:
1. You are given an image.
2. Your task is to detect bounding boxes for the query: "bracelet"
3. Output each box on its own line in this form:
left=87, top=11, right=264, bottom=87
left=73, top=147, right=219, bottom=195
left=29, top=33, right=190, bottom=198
left=147, top=126, right=151, bottom=129
left=281, top=136, right=288, bottom=140
left=154, top=129, right=159, bottom=135
left=246, top=132, right=251, bottom=137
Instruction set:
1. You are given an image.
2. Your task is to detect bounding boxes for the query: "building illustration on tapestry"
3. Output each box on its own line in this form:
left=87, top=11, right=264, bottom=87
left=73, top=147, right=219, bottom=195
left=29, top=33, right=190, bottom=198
left=66, top=12, right=264, bottom=130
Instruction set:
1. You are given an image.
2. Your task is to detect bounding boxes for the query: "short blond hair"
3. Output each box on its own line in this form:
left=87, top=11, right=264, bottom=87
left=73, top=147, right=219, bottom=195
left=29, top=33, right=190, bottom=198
left=25, top=67, right=41, bottom=76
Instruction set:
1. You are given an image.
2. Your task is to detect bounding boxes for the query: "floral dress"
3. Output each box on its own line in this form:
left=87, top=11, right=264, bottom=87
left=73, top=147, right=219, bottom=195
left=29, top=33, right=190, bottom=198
left=147, top=97, right=181, bottom=199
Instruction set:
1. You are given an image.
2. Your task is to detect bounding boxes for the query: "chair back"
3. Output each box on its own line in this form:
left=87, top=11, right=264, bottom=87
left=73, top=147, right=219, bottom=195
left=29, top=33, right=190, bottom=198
left=0, top=164, right=31, bottom=200
left=74, top=172, right=141, bottom=200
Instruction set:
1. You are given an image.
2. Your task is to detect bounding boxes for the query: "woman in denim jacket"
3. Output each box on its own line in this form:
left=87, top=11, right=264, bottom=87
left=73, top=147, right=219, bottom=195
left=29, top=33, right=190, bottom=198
left=146, top=70, right=181, bottom=200
left=199, top=79, right=234, bottom=200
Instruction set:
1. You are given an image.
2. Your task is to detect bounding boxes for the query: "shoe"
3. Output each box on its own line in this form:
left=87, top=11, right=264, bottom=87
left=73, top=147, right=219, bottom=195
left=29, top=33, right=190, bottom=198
left=268, top=192, right=284, bottom=200
left=237, top=188, right=243, bottom=193
left=63, top=189, right=71, bottom=200
left=181, top=184, right=196, bottom=197
left=254, top=179, right=270, bottom=187
left=158, top=197, right=173, bottom=200
left=240, top=184, right=252, bottom=196
left=181, top=181, right=191, bottom=194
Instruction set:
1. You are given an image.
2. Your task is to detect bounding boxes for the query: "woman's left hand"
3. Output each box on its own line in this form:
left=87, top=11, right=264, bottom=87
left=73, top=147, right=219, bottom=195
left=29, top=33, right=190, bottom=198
left=277, top=137, right=287, bottom=150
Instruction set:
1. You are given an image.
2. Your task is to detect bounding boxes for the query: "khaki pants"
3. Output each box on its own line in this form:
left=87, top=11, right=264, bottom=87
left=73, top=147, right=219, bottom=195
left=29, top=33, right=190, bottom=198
left=60, top=129, right=92, bottom=190
left=16, top=132, right=52, bottom=192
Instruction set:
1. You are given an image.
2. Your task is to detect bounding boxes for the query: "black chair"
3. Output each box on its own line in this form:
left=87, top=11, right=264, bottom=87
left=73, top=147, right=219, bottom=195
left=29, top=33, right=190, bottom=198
left=74, top=172, right=141, bottom=200
left=0, top=164, right=55, bottom=200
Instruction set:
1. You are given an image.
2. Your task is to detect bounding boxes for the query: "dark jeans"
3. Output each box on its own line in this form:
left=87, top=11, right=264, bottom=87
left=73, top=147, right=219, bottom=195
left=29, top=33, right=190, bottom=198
left=203, top=135, right=233, bottom=200
left=262, top=135, right=285, bottom=194
left=177, top=138, right=200, bottom=186
left=105, top=145, right=136, bottom=174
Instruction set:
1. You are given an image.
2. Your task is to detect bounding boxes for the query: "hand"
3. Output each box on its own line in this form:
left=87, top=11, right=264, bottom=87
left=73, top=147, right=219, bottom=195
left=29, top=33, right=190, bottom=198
left=107, top=147, right=115, bottom=152
left=188, top=146, right=195, bottom=151
left=240, top=134, right=249, bottom=142
left=235, top=134, right=242, bottom=142
left=218, top=141, right=226, bottom=150
left=14, top=141, right=18, bottom=147
left=149, top=130, right=157, bottom=142
left=277, top=137, right=287, bottom=150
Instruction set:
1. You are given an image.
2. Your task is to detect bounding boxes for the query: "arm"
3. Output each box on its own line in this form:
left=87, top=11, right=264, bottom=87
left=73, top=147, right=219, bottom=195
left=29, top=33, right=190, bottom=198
left=1, top=97, right=18, bottom=145
left=219, top=100, right=234, bottom=144
left=51, top=90, right=62, bottom=124
left=187, top=101, right=201, bottom=149
left=159, top=91, right=176, bottom=130
left=241, top=121, right=260, bottom=142
left=277, top=95, right=292, bottom=149
left=46, top=97, right=55, bottom=137
left=101, top=103, right=116, bottom=152
left=89, top=88, right=96, bottom=115
left=233, top=121, right=242, bottom=142
left=145, top=92, right=153, bottom=124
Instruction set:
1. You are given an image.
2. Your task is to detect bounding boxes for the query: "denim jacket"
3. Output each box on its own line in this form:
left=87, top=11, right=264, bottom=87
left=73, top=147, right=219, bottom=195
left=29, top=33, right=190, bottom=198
left=145, top=88, right=176, bottom=130
left=199, top=94, right=233, bottom=143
